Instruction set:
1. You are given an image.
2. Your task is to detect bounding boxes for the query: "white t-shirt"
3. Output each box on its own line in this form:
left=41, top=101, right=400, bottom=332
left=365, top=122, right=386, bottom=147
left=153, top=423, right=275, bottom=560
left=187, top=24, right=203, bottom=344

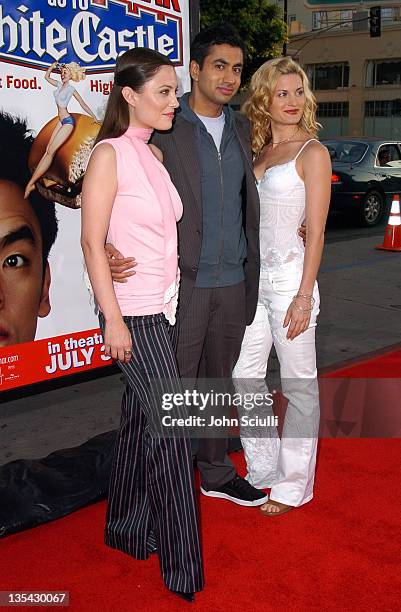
left=197, top=111, right=225, bottom=152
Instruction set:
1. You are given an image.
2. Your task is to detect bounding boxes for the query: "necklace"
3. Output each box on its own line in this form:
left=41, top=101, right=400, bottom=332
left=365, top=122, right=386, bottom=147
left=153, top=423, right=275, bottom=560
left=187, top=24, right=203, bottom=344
left=271, top=126, right=300, bottom=146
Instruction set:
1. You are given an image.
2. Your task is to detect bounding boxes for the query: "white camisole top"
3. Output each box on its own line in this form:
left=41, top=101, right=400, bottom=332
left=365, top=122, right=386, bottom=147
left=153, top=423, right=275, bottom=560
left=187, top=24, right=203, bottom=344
left=258, top=139, right=317, bottom=272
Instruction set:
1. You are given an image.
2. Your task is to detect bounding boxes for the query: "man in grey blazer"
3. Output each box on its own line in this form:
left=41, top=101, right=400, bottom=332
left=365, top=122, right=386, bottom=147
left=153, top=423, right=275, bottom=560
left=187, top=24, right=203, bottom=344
left=108, top=25, right=267, bottom=507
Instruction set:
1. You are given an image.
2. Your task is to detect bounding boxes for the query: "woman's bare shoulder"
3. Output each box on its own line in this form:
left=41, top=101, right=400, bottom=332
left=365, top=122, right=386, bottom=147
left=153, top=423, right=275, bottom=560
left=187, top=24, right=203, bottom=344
left=304, top=139, right=329, bottom=158
left=301, top=139, right=331, bottom=181
left=90, top=141, right=118, bottom=161
left=86, top=142, right=117, bottom=174
left=92, top=141, right=115, bottom=153
left=299, top=139, right=330, bottom=168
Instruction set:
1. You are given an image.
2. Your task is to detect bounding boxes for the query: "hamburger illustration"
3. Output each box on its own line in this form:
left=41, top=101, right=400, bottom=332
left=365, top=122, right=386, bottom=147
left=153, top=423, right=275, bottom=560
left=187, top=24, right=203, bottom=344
left=28, top=114, right=100, bottom=208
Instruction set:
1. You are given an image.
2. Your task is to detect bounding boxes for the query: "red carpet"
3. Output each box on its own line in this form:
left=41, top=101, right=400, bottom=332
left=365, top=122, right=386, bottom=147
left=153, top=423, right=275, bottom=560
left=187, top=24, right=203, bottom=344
left=317, top=345, right=401, bottom=438
left=322, top=346, right=401, bottom=378
left=2, top=441, right=401, bottom=611
left=2, top=348, right=401, bottom=610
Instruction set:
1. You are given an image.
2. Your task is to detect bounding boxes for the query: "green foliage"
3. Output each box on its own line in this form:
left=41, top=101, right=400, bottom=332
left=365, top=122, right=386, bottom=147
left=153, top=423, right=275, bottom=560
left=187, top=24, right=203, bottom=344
left=199, top=0, right=287, bottom=85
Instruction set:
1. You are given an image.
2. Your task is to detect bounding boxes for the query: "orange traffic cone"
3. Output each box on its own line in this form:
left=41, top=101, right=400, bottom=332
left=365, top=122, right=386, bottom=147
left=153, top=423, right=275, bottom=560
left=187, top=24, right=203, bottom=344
left=376, top=194, right=401, bottom=252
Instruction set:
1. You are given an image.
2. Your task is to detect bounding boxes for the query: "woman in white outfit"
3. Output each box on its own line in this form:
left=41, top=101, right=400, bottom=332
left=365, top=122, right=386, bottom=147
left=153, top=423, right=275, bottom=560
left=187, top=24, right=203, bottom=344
left=233, top=57, right=331, bottom=516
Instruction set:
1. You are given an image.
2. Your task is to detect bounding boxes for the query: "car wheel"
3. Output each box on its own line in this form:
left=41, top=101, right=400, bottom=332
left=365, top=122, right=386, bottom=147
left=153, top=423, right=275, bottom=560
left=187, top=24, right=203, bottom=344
left=359, top=190, right=384, bottom=226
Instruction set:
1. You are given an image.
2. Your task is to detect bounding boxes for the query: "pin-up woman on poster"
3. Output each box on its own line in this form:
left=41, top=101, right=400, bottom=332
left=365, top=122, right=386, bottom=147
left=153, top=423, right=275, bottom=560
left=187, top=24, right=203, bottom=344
left=24, top=61, right=98, bottom=199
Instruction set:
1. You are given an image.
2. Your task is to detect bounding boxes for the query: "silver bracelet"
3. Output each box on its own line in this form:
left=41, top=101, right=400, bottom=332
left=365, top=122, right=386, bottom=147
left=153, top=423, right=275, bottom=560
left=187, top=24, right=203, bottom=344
left=294, top=293, right=315, bottom=305
left=295, top=292, right=313, bottom=299
left=292, top=294, right=315, bottom=312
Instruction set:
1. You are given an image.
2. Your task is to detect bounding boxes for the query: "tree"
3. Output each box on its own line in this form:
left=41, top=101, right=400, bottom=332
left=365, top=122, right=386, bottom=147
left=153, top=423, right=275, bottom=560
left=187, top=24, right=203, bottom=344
left=200, top=0, right=287, bottom=85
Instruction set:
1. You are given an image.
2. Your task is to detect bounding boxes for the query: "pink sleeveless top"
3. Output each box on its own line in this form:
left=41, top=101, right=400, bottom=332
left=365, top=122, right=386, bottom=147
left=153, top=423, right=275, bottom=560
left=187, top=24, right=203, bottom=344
left=92, top=127, right=183, bottom=324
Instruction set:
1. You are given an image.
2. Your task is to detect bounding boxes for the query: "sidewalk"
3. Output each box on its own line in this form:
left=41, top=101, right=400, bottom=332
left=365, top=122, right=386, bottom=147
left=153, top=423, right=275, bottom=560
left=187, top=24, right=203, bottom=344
left=1, top=233, right=400, bottom=464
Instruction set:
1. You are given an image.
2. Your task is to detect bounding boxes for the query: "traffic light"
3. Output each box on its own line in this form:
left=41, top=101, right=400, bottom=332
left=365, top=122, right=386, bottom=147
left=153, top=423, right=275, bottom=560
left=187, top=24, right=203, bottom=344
left=370, top=6, right=381, bottom=37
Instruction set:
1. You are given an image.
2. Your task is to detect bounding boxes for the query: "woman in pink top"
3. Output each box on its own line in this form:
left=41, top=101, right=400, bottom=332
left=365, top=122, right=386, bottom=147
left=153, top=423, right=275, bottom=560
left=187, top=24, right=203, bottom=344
left=81, top=48, right=203, bottom=602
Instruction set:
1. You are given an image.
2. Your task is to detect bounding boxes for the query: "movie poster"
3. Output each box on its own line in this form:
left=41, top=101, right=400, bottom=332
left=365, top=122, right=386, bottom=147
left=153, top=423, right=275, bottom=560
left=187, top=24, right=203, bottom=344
left=0, top=0, right=190, bottom=391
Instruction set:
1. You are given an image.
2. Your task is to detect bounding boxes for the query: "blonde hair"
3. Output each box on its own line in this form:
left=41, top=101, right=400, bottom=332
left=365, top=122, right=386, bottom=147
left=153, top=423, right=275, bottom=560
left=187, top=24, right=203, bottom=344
left=242, top=57, right=319, bottom=156
left=64, top=62, right=86, bottom=82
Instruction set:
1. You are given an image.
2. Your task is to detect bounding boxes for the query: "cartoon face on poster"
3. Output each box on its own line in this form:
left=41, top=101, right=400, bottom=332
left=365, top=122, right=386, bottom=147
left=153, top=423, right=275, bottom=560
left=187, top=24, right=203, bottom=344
left=0, top=0, right=190, bottom=390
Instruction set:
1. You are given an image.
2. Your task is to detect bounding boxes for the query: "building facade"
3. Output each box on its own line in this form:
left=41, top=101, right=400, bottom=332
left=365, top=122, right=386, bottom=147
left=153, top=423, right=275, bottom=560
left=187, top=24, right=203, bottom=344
left=273, top=1, right=401, bottom=138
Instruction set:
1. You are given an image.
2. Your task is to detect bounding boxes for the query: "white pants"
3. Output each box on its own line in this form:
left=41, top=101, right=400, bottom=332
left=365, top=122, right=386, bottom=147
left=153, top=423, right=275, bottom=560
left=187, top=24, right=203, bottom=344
left=233, top=264, right=320, bottom=507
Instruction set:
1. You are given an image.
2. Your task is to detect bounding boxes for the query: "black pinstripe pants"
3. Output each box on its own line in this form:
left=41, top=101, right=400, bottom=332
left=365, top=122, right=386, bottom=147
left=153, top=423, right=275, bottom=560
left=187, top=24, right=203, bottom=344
left=177, top=282, right=247, bottom=489
left=101, top=313, right=204, bottom=593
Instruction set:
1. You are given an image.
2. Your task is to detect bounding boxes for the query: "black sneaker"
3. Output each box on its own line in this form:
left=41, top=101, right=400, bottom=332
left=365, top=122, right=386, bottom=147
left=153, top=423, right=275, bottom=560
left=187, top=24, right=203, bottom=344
left=200, top=475, right=268, bottom=507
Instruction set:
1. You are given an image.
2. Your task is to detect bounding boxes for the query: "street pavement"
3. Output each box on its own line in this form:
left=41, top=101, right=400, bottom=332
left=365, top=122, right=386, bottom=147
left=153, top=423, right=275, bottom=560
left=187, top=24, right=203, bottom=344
left=1, top=215, right=400, bottom=464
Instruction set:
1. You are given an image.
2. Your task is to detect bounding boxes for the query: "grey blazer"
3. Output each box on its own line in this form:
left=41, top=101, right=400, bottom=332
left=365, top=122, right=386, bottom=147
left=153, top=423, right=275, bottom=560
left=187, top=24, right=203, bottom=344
left=152, top=112, right=260, bottom=326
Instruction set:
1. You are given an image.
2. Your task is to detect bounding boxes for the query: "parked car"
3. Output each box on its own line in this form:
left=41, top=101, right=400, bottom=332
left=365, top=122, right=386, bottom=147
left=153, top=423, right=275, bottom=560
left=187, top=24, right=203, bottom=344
left=322, top=138, right=401, bottom=226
